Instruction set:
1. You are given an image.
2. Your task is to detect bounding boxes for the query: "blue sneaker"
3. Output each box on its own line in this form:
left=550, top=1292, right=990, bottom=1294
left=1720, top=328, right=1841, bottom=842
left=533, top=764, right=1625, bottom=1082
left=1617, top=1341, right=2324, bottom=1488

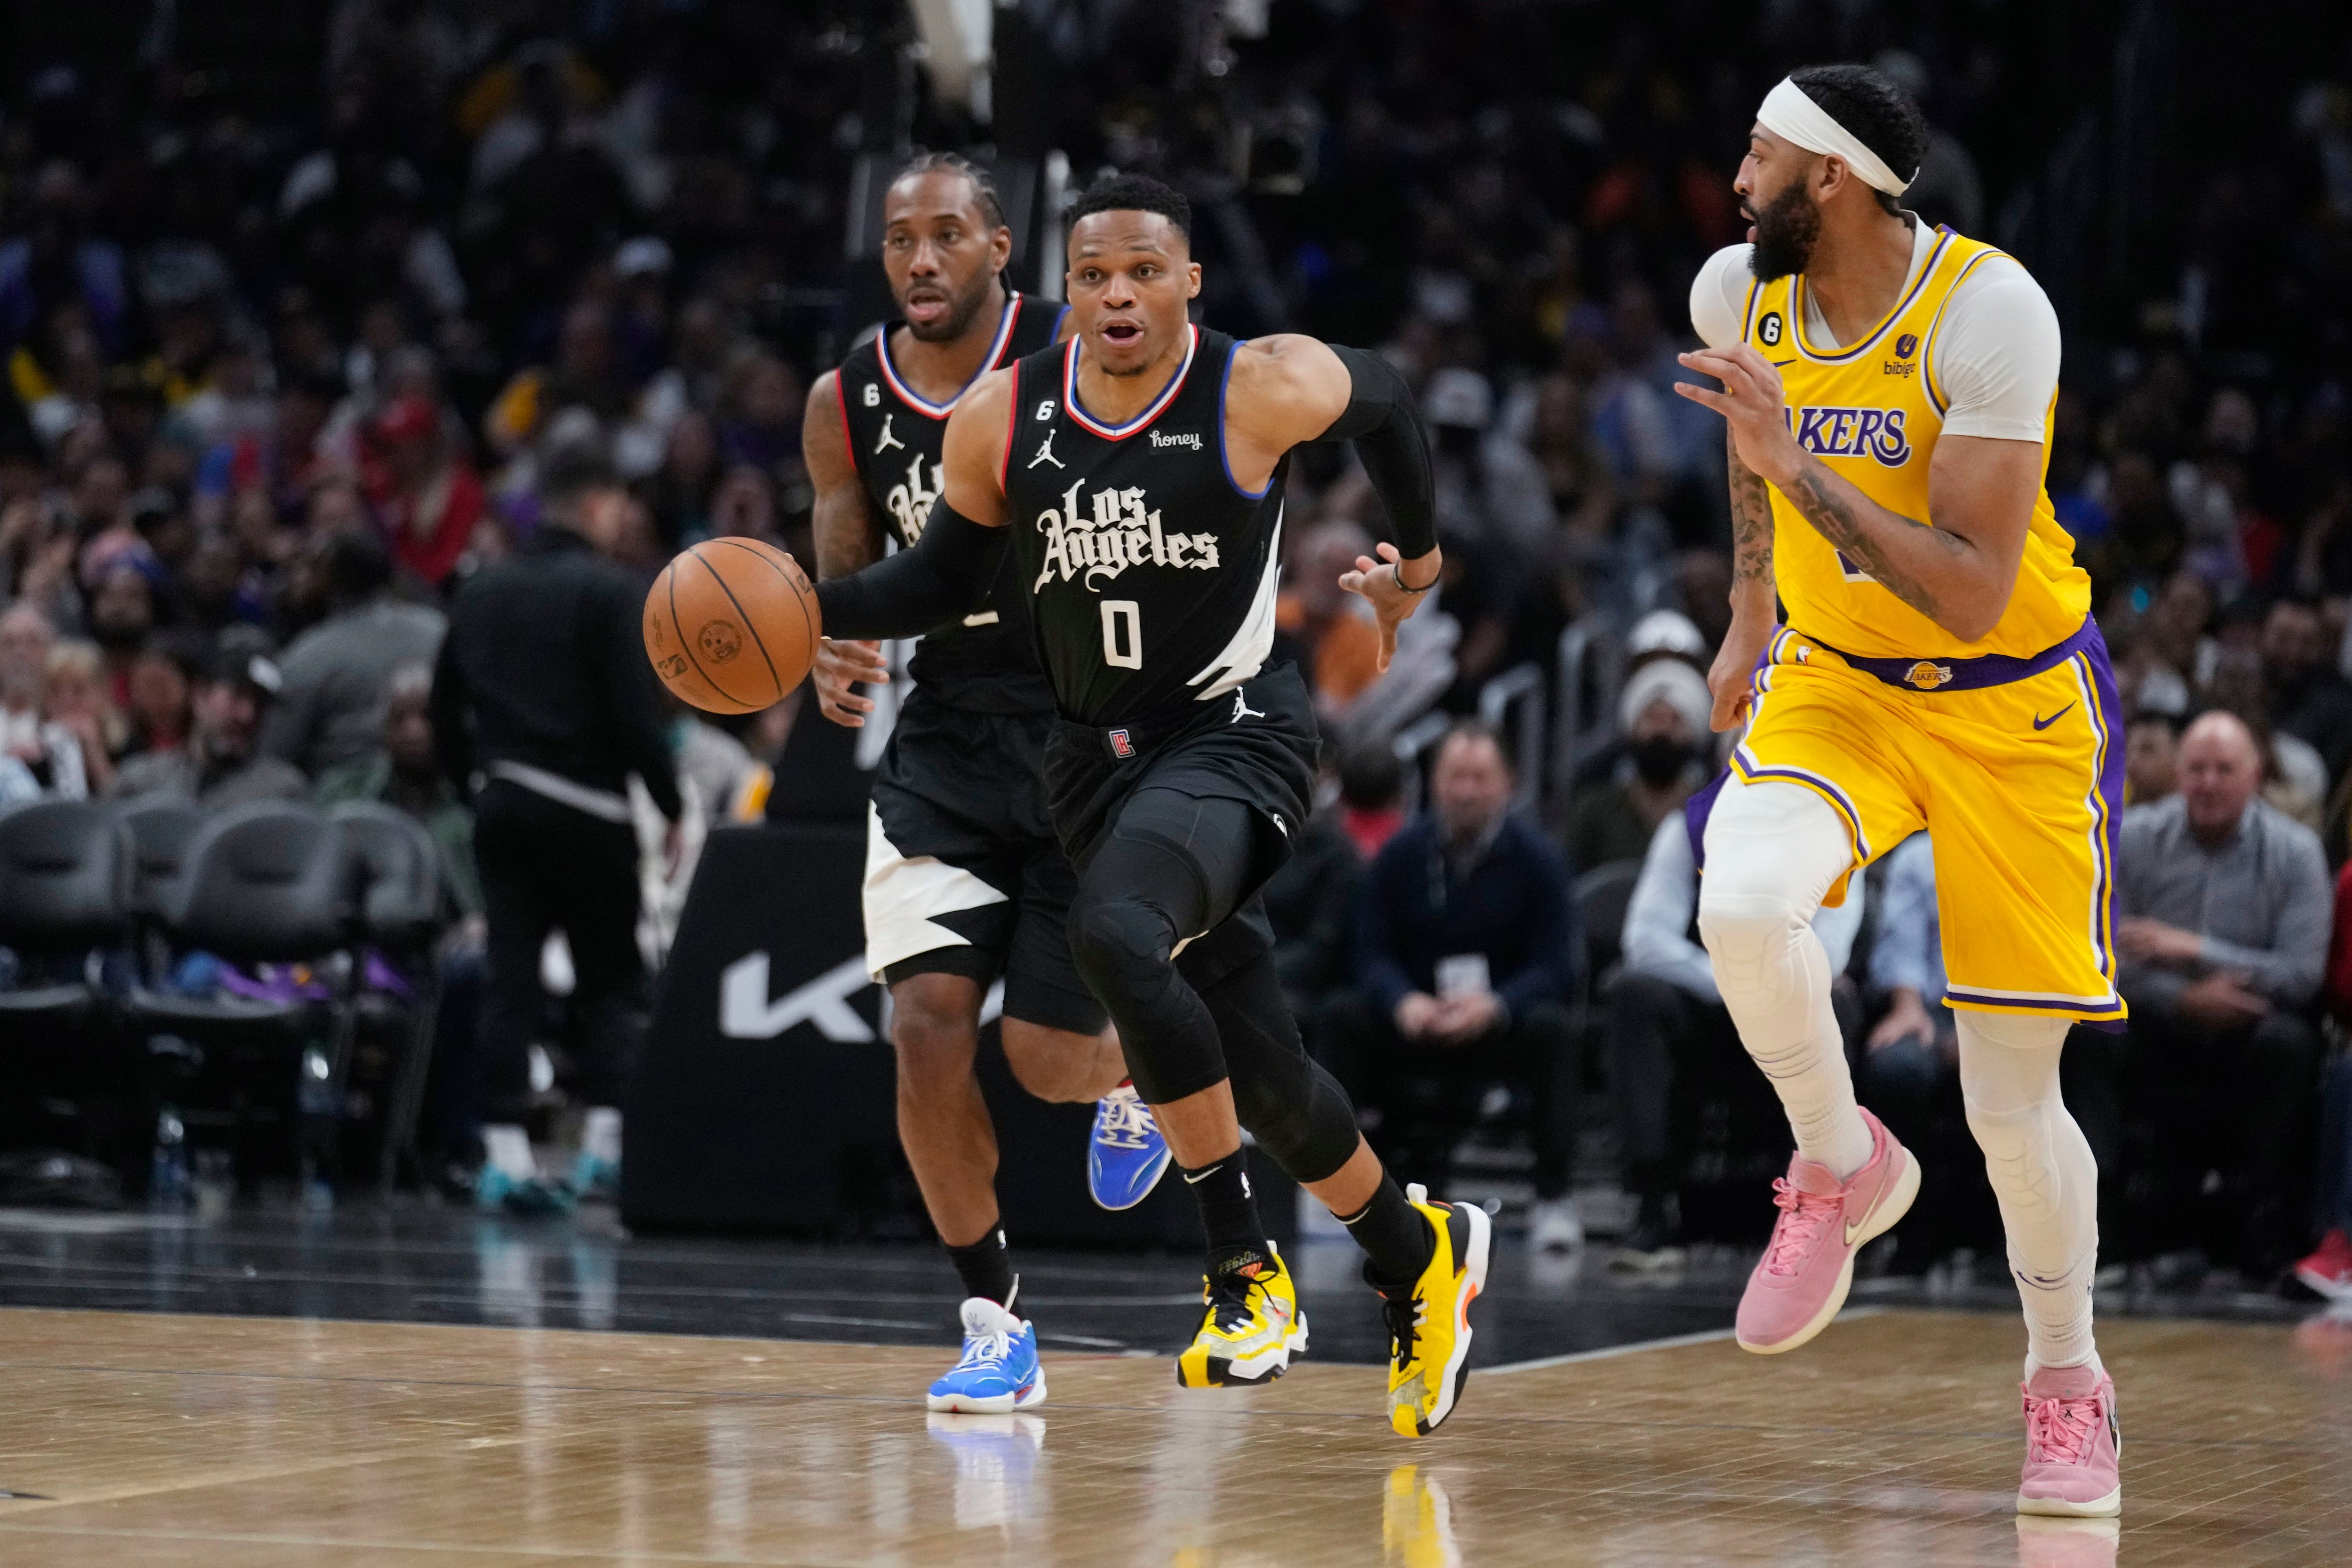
left=1088, top=1083, right=1171, bottom=1210
left=926, top=1297, right=1047, bottom=1413
left=570, top=1151, right=621, bottom=1204
left=475, top=1165, right=573, bottom=1217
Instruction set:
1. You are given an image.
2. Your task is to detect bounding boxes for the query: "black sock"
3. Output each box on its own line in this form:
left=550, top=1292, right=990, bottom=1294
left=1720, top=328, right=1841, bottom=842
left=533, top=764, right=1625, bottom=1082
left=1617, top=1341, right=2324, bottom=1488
left=945, top=1228, right=1017, bottom=1308
left=1341, top=1175, right=1438, bottom=1290
left=1181, top=1152, right=1268, bottom=1273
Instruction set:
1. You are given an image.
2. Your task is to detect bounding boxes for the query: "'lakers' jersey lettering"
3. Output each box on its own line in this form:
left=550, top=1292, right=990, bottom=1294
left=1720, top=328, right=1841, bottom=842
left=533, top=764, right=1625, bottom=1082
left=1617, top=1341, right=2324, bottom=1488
left=1745, top=228, right=2089, bottom=662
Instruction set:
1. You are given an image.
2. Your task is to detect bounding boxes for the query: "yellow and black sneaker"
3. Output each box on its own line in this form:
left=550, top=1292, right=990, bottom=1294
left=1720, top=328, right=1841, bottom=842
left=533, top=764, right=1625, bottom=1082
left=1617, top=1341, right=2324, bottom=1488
left=1380, top=1184, right=1491, bottom=1438
left=1176, top=1243, right=1308, bottom=1388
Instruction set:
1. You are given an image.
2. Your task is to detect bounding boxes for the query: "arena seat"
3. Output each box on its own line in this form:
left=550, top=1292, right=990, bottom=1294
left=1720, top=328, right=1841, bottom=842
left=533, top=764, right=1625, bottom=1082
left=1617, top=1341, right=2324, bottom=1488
left=0, top=800, right=133, bottom=1029
left=328, top=801, right=450, bottom=1188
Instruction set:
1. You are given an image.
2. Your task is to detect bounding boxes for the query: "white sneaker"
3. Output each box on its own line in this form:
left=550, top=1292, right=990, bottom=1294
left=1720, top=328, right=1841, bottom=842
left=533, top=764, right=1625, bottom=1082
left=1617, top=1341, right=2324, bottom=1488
left=1528, top=1197, right=1583, bottom=1252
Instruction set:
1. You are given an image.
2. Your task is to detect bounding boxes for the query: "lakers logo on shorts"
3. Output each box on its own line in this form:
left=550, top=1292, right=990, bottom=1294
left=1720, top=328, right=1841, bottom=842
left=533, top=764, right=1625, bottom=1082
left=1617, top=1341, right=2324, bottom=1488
left=1905, top=661, right=1955, bottom=690
left=698, top=620, right=744, bottom=665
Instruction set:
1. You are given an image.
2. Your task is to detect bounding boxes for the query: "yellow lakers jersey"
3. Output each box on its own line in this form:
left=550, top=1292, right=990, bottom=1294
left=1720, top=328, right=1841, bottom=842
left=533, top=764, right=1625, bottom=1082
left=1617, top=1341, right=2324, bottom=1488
left=1741, top=228, right=2089, bottom=662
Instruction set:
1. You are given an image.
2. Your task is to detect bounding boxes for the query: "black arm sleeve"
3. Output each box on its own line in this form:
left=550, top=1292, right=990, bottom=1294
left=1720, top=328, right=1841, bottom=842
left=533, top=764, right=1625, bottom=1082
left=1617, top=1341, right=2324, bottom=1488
left=810, top=498, right=1009, bottom=640
left=1316, top=344, right=1437, bottom=560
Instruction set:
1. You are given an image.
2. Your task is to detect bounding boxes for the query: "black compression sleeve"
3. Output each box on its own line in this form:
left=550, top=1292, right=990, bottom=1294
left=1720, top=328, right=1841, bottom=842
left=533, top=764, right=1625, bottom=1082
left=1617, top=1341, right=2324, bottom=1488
left=810, top=498, right=1007, bottom=640
left=1317, top=344, right=1437, bottom=561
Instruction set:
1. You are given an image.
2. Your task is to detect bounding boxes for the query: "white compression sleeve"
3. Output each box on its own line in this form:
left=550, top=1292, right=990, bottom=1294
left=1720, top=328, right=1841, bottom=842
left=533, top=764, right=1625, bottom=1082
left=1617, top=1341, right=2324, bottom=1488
left=1955, top=1009, right=2100, bottom=1375
left=1697, top=780, right=1875, bottom=1179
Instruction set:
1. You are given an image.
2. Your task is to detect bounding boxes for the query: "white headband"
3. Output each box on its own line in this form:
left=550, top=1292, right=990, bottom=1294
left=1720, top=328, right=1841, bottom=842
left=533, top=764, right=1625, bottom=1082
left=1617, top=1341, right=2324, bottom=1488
left=1756, top=78, right=1912, bottom=197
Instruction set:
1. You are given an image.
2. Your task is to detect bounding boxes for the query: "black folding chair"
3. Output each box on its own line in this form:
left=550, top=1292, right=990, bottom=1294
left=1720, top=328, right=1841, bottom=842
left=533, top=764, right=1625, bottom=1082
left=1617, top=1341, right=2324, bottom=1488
left=330, top=801, right=450, bottom=1189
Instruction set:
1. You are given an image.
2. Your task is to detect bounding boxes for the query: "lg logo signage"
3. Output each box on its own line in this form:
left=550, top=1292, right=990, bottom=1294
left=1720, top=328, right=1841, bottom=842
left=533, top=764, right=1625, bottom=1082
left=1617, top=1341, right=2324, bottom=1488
left=719, top=953, right=877, bottom=1042
left=717, top=951, right=1006, bottom=1042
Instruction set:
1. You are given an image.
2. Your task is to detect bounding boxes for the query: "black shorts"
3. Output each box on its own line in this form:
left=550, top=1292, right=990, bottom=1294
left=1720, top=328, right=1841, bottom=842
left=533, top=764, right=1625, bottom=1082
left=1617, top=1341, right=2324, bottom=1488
left=1045, top=661, right=1319, bottom=978
left=864, top=686, right=1105, bottom=1035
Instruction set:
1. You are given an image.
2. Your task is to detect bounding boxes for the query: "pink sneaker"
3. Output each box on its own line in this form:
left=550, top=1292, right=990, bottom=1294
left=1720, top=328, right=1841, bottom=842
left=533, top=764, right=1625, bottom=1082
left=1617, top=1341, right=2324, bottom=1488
left=2018, top=1364, right=2122, bottom=1517
left=1734, top=1107, right=1919, bottom=1354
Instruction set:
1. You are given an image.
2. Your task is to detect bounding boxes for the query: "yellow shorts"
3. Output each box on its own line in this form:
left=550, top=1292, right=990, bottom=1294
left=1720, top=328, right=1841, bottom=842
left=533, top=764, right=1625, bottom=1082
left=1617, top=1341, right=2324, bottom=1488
left=1723, top=621, right=2126, bottom=1027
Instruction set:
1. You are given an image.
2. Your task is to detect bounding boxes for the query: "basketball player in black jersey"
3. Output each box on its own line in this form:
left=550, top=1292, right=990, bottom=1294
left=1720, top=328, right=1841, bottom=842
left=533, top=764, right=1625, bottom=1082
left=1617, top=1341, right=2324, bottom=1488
left=803, top=154, right=1165, bottom=1414
left=816, top=173, right=1489, bottom=1439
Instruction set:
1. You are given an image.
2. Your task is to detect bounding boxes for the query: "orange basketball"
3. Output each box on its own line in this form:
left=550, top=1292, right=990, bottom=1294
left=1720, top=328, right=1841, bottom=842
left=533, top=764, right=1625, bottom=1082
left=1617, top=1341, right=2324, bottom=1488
left=643, top=537, right=821, bottom=715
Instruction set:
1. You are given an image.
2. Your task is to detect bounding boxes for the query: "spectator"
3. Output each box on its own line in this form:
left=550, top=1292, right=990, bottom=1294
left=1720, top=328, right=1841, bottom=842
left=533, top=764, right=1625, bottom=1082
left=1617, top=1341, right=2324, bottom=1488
left=1606, top=812, right=1866, bottom=1269
left=261, top=529, right=446, bottom=777
left=1277, top=520, right=1383, bottom=719
left=365, top=393, right=487, bottom=589
left=86, top=558, right=159, bottom=708
left=41, top=639, right=122, bottom=795
left=1557, top=656, right=1710, bottom=873
left=0, top=602, right=85, bottom=799
left=109, top=627, right=306, bottom=810
left=120, top=632, right=198, bottom=760
left=1337, top=741, right=1406, bottom=860
left=314, top=662, right=483, bottom=919
left=430, top=445, right=681, bottom=1214
left=1851, top=834, right=2008, bottom=1270
left=2290, top=860, right=2352, bottom=1301
left=1350, top=722, right=1584, bottom=1250
left=2261, top=598, right=2352, bottom=785
left=2111, top=710, right=2332, bottom=1274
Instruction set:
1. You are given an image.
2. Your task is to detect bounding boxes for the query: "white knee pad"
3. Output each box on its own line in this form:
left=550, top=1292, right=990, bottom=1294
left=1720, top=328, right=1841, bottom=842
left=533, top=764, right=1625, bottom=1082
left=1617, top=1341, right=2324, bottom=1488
left=1957, top=1011, right=2083, bottom=1234
left=1696, top=781, right=1852, bottom=1006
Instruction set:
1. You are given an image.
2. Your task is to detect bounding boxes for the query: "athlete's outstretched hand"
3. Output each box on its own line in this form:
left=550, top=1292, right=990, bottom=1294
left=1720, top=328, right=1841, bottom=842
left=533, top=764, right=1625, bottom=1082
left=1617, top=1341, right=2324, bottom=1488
left=1339, top=541, right=1442, bottom=673
left=812, top=638, right=890, bottom=727
left=1675, top=344, right=1802, bottom=487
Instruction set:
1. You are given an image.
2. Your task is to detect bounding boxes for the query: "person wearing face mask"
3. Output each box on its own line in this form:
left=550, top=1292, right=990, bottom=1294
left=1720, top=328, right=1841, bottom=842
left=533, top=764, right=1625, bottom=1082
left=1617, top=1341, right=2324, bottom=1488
left=1557, top=657, right=1712, bottom=873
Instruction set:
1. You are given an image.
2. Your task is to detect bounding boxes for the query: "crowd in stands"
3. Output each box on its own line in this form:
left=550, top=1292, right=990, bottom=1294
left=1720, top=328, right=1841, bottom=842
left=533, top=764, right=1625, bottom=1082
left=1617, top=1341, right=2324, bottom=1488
left=0, top=2, right=2345, bottom=1295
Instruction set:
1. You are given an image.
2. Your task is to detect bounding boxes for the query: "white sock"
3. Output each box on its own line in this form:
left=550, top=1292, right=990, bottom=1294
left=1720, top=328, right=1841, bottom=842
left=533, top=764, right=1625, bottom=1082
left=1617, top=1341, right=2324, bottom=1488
left=1698, top=781, right=1874, bottom=1179
left=482, top=1123, right=537, bottom=1180
left=1957, top=1011, right=2100, bottom=1375
left=581, top=1106, right=623, bottom=1165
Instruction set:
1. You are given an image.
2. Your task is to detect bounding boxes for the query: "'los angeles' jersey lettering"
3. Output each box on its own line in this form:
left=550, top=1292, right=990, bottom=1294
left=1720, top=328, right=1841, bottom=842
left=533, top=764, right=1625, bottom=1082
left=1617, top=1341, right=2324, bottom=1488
left=1031, top=481, right=1222, bottom=591
left=1003, top=326, right=1287, bottom=727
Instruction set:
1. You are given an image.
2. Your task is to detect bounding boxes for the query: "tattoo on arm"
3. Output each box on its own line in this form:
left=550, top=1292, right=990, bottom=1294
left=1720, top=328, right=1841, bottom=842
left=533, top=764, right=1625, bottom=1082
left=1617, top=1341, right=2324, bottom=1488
left=1782, top=461, right=1966, bottom=624
left=812, top=490, right=883, bottom=582
left=1726, top=432, right=1775, bottom=594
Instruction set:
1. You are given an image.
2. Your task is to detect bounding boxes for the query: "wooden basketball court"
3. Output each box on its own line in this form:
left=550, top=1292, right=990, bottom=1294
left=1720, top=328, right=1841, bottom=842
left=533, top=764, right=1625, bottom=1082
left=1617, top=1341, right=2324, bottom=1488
left=0, top=1305, right=2341, bottom=1565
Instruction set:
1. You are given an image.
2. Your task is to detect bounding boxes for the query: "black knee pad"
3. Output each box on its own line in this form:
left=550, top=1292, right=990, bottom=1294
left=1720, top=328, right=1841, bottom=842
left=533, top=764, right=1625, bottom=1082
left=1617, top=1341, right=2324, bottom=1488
left=1065, top=876, right=1229, bottom=1105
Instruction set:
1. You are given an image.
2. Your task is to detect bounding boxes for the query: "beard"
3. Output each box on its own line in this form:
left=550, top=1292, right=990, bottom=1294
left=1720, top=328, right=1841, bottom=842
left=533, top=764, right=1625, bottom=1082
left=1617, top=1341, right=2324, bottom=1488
left=1748, top=178, right=1822, bottom=282
left=900, top=269, right=999, bottom=343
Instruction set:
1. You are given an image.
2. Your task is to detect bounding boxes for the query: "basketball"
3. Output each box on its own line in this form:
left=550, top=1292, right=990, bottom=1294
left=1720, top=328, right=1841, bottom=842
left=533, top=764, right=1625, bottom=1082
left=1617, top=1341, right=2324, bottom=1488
left=642, top=537, right=821, bottom=714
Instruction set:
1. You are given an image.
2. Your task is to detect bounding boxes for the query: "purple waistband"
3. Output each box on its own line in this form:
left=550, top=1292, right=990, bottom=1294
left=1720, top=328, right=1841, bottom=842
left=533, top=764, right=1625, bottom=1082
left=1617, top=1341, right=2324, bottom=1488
left=1796, top=616, right=2099, bottom=693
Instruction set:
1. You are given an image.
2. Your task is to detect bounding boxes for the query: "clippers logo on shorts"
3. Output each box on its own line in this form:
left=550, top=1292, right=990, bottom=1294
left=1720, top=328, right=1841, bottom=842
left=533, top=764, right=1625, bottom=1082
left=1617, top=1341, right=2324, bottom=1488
left=1032, top=480, right=1223, bottom=592
left=1108, top=727, right=1135, bottom=759
left=1792, top=405, right=1912, bottom=466
left=882, top=453, right=942, bottom=542
left=1905, top=661, right=1955, bottom=690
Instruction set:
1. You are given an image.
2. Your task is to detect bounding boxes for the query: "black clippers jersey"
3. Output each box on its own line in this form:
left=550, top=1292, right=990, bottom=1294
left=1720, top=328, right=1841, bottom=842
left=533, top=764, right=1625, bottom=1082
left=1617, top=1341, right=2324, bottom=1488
left=838, top=291, right=1063, bottom=710
left=1003, top=326, right=1288, bottom=727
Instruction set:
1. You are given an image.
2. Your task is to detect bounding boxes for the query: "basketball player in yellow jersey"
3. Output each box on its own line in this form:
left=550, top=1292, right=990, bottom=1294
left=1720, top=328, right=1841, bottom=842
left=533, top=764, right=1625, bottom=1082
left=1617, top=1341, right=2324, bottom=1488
left=1675, top=64, right=2122, bottom=1519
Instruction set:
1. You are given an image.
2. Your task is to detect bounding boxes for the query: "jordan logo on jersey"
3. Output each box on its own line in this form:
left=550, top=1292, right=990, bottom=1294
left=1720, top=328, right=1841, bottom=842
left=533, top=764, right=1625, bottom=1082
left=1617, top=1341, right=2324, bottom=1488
left=884, top=453, right=942, bottom=542
left=1029, top=429, right=1065, bottom=470
left=1793, top=406, right=1913, bottom=466
left=873, top=414, right=905, bottom=454
left=1032, top=480, right=1223, bottom=592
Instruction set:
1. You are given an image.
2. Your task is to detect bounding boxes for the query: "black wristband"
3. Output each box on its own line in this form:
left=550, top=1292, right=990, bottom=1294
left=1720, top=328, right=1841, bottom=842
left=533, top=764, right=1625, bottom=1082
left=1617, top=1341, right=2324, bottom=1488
left=1393, top=563, right=1437, bottom=593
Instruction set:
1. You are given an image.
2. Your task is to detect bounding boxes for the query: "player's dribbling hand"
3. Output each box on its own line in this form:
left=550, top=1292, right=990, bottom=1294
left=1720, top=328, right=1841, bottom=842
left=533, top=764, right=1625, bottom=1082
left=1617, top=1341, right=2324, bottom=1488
left=1674, top=345, right=1801, bottom=486
left=812, top=638, right=889, bottom=728
left=1338, top=540, right=1442, bottom=673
